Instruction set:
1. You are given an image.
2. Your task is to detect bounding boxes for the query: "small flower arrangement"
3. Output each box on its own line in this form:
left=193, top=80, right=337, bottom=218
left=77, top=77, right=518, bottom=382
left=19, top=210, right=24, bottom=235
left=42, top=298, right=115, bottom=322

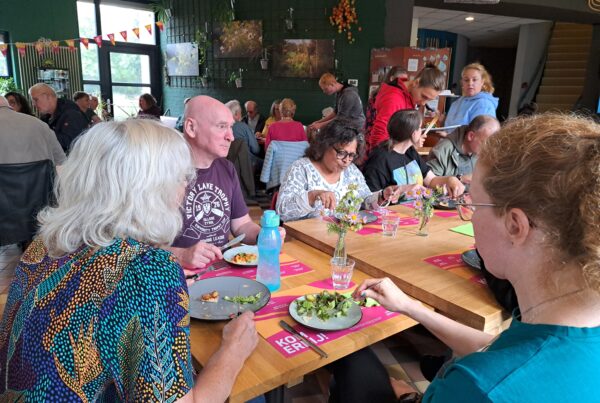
left=329, top=0, right=361, bottom=44
left=327, top=184, right=366, bottom=235
left=406, top=186, right=444, bottom=236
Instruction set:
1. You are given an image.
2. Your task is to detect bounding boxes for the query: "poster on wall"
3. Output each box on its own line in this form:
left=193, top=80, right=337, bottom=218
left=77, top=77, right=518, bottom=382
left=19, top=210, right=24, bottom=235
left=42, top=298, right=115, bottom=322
left=272, top=39, right=335, bottom=78
left=213, top=20, right=263, bottom=58
left=166, top=43, right=199, bottom=76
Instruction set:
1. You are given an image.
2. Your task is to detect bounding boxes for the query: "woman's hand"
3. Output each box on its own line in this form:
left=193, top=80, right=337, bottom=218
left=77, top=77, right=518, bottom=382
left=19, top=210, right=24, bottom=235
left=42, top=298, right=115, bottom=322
left=352, top=278, right=419, bottom=315
left=308, top=190, right=337, bottom=210
left=401, top=184, right=427, bottom=197
left=445, top=177, right=465, bottom=198
left=382, top=186, right=402, bottom=204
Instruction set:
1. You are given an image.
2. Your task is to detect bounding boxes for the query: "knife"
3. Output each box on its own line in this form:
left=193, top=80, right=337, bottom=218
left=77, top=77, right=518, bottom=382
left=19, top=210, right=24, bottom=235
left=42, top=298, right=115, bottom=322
left=220, top=233, right=246, bottom=252
left=279, top=320, right=328, bottom=358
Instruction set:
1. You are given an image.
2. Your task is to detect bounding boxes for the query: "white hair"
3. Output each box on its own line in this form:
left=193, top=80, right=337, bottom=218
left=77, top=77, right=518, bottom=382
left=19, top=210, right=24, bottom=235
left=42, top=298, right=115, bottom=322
left=29, top=83, right=57, bottom=98
left=225, top=99, right=242, bottom=116
left=38, top=119, right=195, bottom=257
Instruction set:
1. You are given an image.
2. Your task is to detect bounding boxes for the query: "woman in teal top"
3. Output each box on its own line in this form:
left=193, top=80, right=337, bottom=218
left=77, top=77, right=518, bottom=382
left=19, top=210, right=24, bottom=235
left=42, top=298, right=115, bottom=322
left=339, top=113, right=600, bottom=402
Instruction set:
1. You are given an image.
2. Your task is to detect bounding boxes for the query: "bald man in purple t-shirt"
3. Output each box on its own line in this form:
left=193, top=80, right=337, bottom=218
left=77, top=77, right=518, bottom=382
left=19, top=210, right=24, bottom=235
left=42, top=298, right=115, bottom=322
left=169, top=96, right=285, bottom=273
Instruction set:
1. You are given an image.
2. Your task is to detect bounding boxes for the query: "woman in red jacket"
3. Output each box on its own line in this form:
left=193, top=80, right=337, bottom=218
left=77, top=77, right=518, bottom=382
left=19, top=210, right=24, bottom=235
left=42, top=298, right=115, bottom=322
left=366, top=64, right=445, bottom=154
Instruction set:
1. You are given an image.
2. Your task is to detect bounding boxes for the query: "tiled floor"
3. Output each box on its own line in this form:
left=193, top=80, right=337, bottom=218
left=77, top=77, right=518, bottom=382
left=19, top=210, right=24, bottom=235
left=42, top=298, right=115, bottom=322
left=0, top=211, right=446, bottom=402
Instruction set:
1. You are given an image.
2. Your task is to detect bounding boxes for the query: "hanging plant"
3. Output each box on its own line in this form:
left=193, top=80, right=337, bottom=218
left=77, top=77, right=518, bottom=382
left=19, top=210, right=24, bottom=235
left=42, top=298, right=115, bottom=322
left=151, top=0, right=173, bottom=24
left=194, top=29, right=211, bottom=66
left=329, top=0, right=361, bottom=44
left=213, top=0, right=235, bottom=22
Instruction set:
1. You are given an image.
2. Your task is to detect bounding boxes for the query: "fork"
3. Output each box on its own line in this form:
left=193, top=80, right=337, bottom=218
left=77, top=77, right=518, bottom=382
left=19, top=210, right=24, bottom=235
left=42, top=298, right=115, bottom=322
left=185, top=263, right=221, bottom=281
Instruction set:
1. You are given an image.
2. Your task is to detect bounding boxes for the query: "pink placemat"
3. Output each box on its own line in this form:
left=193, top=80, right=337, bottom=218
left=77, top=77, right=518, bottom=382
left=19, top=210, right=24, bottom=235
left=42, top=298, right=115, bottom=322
left=356, top=211, right=420, bottom=235
left=401, top=200, right=458, bottom=218
left=308, top=278, right=356, bottom=290
left=196, top=255, right=313, bottom=280
left=423, top=250, right=486, bottom=286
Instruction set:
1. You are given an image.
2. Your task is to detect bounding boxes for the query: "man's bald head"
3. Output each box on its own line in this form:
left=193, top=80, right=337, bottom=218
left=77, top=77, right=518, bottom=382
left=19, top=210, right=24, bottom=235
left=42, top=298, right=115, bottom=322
left=29, top=83, right=58, bottom=114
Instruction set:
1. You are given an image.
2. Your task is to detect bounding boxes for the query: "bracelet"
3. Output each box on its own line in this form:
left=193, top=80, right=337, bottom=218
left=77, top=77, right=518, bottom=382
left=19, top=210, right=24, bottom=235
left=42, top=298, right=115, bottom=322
left=398, top=392, right=422, bottom=403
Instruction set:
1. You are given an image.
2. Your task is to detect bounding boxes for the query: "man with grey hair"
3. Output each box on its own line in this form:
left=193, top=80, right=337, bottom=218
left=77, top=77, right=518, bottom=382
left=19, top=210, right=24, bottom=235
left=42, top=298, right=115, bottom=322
left=242, top=99, right=266, bottom=135
left=427, top=115, right=500, bottom=184
left=0, top=95, right=65, bottom=165
left=225, top=99, right=261, bottom=167
left=29, top=83, right=88, bottom=153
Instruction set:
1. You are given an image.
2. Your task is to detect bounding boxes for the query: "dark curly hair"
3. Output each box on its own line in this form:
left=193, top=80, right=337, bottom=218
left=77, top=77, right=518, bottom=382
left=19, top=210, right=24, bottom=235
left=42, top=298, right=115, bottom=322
left=305, top=119, right=365, bottom=162
left=5, top=91, right=33, bottom=115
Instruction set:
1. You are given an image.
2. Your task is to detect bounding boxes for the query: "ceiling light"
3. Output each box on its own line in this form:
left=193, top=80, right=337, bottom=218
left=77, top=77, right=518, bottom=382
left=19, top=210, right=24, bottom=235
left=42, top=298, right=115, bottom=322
left=465, top=16, right=475, bottom=21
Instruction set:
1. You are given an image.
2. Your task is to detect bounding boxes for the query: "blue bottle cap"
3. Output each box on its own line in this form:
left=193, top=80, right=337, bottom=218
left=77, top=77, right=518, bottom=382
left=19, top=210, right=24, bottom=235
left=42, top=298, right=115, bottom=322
left=261, top=210, right=280, bottom=227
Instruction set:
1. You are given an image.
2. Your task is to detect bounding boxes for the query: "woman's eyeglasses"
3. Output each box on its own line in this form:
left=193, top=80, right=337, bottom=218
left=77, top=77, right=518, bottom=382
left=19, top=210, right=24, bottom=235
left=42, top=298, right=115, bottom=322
left=454, top=194, right=497, bottom=221
left=333, top=147, right=358, bottom=162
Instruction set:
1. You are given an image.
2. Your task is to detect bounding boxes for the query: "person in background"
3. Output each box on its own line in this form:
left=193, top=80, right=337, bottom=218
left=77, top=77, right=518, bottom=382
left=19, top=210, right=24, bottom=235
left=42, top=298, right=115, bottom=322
left=265, top=98, right=307, bottom=151
left=225, top=99, right=262, bottom=170
left=308, top=73, right=365, bottom=131
left=332, top=113, right=600, bottom=403
left=363, top=109, right=465, bottom=199
left=168, top=96, right=285, bottom=271
left=73, top=91, right=101, bottom=126
left=29, top=83, right=89, bottom=153
left=90, top=95, right=110, bottom=121
left=0, top=119, right=259, bottom=401
left=137, top=93, right=161, bottom=119
left=366, top=64, right=445, bottom=153
left=260, top=99, right=282, bottom=139
left=277, top=119, right=400, bottom=222
left=364, top=66, right=408, bottom=139
left=4, top=91, right=33, bottom=115
left=443, top=63, right=498, bottom=127
left=243, top=100, right=267, bottom=135
left=427, top=115, right=500, bottom=183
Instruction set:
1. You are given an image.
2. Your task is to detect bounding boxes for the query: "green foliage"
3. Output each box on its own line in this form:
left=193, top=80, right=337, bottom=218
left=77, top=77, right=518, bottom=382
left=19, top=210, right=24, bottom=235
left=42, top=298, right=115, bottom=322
left=327, top=184, right=366, bottom=235
left=0, top=77, right=18, bottom=95
left=194, top=30, right=211, bottom=66
left=150, top=0, right=172, bottom=23
left=213, top=0, right=235, bottom=22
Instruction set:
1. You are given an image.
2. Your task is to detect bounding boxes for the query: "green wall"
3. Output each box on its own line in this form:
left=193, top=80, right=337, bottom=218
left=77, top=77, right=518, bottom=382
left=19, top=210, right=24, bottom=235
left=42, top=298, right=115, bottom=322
left=0, top=0, right=79, bottom=86
left=162, top=0, right=386, bottom=123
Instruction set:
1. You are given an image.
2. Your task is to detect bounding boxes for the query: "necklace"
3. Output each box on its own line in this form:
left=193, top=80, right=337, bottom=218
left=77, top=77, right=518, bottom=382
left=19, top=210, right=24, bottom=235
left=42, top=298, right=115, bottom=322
left=519, top=288, right=587, bottom=321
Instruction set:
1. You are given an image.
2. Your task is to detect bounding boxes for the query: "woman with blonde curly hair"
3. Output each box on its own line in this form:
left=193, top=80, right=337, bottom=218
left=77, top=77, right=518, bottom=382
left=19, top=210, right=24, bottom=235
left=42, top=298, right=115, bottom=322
left=330, top=113, right=600, bottom=402
left=444, top=62, right=499, bottom=127
left=264, top=97, right=307, bottom=150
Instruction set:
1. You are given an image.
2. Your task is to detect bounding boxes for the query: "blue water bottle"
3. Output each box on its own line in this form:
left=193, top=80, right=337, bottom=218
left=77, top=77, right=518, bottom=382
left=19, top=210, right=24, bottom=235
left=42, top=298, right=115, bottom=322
left=256, top=210, right=281, bottom=292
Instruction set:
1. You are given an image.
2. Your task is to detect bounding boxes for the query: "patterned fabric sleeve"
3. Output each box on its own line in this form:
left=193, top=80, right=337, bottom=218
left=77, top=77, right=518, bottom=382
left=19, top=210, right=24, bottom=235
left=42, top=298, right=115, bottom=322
left=276, top=159, right=315, bottom=222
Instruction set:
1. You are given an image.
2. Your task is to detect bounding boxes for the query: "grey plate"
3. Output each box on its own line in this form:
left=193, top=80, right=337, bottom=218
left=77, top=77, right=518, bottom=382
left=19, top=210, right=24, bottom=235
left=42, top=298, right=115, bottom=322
left=189, top=276, right=270, bottom=321
left=223, top=245, right=259, bottom=266
left=433, top=200, right=457, bottom=210
left=462, top=249, right=482, bottom=271
left=359, top=211, right=378, bottom=224
left=426, top=125, right=461, bottom=132
left=289, top=295, right=362, bottom=331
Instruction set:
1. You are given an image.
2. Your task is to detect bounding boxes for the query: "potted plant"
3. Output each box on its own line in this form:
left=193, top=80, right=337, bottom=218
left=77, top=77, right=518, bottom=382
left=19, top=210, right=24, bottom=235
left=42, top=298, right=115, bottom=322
left=200, top=68, right=210, bottom=87
left=0, top=77, right=18, bottom=94
left=150, top=0, right=173, bottom=23
left=228, top=68, right=243, bottom=88
left=194, top=29, right=211, bottom=67
left=260, top=48, right=269, bottom=70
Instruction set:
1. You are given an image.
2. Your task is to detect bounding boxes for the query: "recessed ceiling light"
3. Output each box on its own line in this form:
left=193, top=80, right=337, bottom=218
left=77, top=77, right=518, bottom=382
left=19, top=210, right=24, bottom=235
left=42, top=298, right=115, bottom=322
left=465, top=16, right=475, bottom=21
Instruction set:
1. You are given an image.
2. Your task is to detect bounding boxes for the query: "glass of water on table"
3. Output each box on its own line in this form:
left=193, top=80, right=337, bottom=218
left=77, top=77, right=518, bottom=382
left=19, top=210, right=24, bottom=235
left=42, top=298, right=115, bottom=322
left=331, top=258, right=355, bottom=289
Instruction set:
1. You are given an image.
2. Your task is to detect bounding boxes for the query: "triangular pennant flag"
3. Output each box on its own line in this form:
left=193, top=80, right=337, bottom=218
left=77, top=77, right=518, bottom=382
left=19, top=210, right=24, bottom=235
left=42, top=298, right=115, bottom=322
left=107, top=33, right=116, bottom=46
left=94, top=35, right=102, bottom=48
left=80, top=37, right=89, bottom=49
left=145, top=24, right=152, bottom=35
left=15, top=43, right=26, bottom=57
left=65, top=39, right=76, bottom=52
left=35, top=41, right=45, bottom=56
left=0, top=44, right=8, bottom=57
left=51, top=41, right=60, bottom=53
left=120, top=30, right=128, bottom=41
left=132, top=27, right=140, bottom=38
left=156, top=21, right=164, bottom=32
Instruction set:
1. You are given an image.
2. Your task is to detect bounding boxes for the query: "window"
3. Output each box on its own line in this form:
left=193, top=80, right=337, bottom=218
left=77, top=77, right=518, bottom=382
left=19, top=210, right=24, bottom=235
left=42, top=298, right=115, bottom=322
left=0, top=32, right=11, bottom=77
left=100, top=4, right=155, bottom=45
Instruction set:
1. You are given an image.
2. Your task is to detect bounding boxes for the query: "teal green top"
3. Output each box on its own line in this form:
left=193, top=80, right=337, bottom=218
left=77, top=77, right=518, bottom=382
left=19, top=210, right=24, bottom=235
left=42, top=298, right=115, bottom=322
left=424, top=316, right=600, bottom=402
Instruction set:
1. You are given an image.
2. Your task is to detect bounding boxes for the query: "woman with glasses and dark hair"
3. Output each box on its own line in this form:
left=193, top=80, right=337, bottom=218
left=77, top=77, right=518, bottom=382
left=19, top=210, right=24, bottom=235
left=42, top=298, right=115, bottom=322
left=276, top=119, right=400, bottom=222
left=363, top=109, right=465, bottom=199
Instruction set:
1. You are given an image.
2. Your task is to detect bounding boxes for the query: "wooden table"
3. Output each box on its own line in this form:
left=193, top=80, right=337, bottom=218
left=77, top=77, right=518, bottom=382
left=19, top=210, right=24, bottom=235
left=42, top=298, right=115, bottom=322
left=284, top=205, right=509, bottom=334
left=188, top=240, right=418, bottom=403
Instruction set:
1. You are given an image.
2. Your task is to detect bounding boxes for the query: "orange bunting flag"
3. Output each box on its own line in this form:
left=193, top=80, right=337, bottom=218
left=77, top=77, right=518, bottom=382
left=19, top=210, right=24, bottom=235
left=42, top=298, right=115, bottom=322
left=156, top=21, right=164, bottom=32
left=0, top=44, right=8, bottom=57
left=35, top=41, right=45, bottom=56
left=15, top=43, right=26, bottom=57
left=145, top=24, right=152, bottom=35
left=51, top=41, right=60, bottom=53
left=65, top=39, right=76, bottom=51
left=120, top=30, right=128, bottom=41
left=80, top=37, right=90, bottom=49
left=94, top=35, right=102, bottom=48
left=132, top=27, right=140, bottom=38
left=107, top=33, right=116, bottom=46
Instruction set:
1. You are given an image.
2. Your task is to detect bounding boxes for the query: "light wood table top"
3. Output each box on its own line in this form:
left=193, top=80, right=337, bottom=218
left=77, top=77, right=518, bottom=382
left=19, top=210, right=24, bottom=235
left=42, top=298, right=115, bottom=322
left=284, top=205, right=509, bottom=334
left=188, top=240, right=418, bottom=403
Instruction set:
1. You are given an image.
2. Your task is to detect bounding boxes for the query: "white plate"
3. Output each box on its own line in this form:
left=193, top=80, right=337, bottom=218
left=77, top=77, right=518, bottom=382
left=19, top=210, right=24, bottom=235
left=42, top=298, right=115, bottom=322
left=289, top=294, right=362, bottom=331
left=223, top=245, right=259, bottom=266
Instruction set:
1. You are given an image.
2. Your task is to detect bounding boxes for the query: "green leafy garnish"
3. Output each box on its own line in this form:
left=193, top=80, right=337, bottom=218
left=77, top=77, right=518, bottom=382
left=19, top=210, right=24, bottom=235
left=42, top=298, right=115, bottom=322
left=223, top=292, right=263, bottom=304
left=295, top=290, right=353, bottom=321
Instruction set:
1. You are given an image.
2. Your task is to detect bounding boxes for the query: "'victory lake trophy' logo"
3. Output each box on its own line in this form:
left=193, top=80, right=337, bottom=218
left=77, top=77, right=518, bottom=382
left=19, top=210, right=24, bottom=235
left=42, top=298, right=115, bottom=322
left=183, top=182, right=230, bottom=243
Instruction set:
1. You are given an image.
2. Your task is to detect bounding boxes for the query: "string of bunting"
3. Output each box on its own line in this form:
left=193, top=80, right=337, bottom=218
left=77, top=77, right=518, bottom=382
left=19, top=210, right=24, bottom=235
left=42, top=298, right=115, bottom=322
left=0, top=21, right=164, bottom=58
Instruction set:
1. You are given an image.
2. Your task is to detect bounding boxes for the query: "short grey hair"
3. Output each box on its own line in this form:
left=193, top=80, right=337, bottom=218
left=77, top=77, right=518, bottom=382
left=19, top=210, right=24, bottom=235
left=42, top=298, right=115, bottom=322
left=38, top=119, right=195, bottom=257
left=225, top=99, right=242, bottom=116
left=29, top=83, right=57, bottom=98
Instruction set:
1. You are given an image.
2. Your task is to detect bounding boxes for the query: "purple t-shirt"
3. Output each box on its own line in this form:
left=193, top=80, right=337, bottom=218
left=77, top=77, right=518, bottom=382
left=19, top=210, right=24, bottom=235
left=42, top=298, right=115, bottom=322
left=172, top=158, right=248, bottom=248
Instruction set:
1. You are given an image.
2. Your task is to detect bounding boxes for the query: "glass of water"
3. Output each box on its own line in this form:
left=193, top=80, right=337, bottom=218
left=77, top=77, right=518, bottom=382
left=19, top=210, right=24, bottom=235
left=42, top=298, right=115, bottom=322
left=331, top=258, right=355, bottom=290
left=381, top=215, right=400, bottom=237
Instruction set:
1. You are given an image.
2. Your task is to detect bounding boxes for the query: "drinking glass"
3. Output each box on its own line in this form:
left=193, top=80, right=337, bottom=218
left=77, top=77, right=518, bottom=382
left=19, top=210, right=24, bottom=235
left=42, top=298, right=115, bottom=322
left=381, top=215, right=400, bottom=237
left=331, top=258, right=355, bottom=290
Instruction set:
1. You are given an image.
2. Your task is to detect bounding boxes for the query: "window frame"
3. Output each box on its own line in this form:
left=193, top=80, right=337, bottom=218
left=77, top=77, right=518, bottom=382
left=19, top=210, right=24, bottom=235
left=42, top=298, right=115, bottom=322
left=0, top=31, right=13, bottom=78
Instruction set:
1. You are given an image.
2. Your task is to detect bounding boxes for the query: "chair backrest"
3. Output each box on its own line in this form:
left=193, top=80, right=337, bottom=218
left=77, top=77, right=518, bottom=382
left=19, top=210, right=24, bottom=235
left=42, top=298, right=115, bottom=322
left=0, top=160, right=55, bottom=246
left=260, top=140, right=308, bottom=190
left=160, top=116, right=179, bottom=129
left=227, top=138, right=256, bottom=199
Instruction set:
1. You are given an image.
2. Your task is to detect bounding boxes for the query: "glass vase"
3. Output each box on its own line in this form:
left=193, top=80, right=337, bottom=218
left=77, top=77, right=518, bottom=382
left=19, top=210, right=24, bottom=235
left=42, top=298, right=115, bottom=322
left=333, top=230, right=347, bottom=264
left=416, top=215, right=430, bottom=237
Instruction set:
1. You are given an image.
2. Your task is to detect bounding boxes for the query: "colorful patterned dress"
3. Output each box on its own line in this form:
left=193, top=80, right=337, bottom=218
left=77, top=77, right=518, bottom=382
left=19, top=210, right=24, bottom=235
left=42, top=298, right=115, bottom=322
left=0, top=237, right=193, bottom=402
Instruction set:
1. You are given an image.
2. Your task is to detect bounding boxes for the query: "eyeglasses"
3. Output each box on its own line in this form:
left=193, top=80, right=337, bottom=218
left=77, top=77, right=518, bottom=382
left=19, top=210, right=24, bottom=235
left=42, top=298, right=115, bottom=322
left=454, top=194, right=497, bottom=221
left=333, top=147, right=358, bottom=162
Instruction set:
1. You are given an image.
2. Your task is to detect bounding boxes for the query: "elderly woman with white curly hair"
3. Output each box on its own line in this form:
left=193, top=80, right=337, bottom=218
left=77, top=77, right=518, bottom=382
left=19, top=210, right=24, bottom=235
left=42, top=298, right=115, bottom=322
left=0, top=119, right=258, bottom=402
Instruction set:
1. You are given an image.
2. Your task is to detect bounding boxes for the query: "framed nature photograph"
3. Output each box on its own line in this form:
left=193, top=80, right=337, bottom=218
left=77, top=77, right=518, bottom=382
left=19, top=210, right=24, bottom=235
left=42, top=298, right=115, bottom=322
left=272, top=39, right=335, bottom=78
left=165, top=42, right=199, bottom=76
left=213, top=20, right=263, bottom=58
